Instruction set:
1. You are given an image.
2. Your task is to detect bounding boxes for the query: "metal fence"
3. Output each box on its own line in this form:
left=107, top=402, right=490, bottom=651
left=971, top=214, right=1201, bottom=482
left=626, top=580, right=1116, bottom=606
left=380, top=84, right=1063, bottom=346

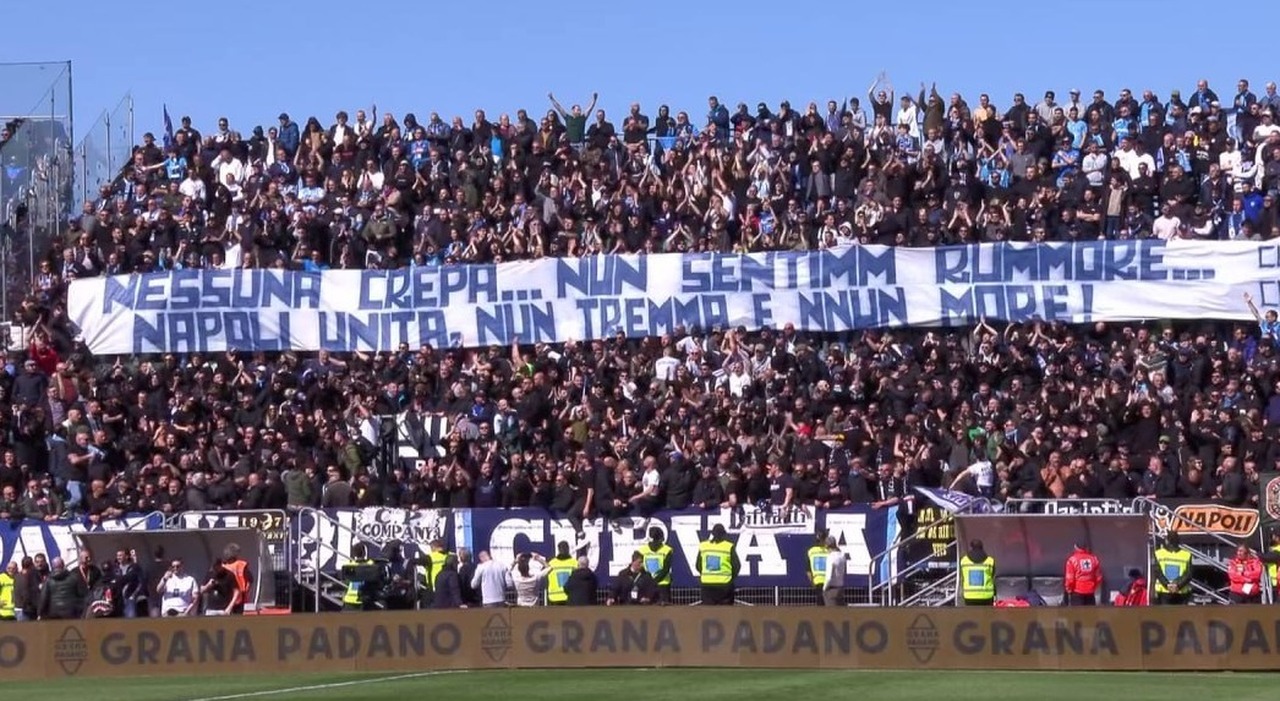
left=0, top=60, right=74, bottom=321
left=75, top=92, right=133, bottom=206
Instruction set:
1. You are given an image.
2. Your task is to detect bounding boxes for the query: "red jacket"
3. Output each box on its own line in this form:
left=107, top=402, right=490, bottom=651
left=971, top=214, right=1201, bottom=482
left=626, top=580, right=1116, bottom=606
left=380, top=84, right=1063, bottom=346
left=1113, top=578, right=1148, bottom=607
left=27, top=341, right=59, bottom=376
left=1228, top=555, right=1263, bottom=596
left=1065, top=548, right=1102, bottom=595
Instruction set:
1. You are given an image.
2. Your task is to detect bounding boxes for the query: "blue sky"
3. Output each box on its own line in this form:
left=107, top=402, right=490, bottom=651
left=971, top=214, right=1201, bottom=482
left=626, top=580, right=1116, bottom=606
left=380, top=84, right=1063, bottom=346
left=2, top=0, right=1277, bottom=144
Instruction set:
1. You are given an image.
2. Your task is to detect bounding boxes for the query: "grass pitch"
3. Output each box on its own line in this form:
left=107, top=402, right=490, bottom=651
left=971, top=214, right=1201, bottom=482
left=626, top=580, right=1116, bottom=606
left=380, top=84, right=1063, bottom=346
left=6, top=668, right=1277, bottom=701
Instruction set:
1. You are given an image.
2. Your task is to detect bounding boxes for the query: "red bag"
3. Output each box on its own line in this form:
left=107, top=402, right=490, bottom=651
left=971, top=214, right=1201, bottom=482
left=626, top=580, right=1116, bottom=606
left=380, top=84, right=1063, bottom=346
left=994, top=599, right=1031, bottom=608
left=1113, top=578, right=1148, bottom=607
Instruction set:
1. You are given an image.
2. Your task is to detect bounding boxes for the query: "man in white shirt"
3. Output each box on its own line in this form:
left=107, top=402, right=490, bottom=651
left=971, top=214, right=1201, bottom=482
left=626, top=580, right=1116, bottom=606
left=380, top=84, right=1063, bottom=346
left=726, top=361, right=752, bottom=398
left=1114, top=138, right=1139, bottom=177
left=354, top=109, right=373, bottom=139
left=1034, top=90, right=1058, bottom=124
left=1080, top=142, right=1108, bottom=188
left=157, top=558, right=199, bottom=616
left=1152, top=205, right=1183, bottom=240
left=1118, top=138, right=1156, bottom=180
left=634, top=456, right=662, bottom=514
left=1219, top=139, right=1244, bottom=182
left=896, top=95, right=920, bottom=139
left=653, top=348, right=680, bottom=382
left=212, top=147, right=246, bottom=188
left=470, top=551, right=513, bottom=607
left=178, top=172, right=206, bottom=202
left=822, top=537, right=849, bottom=607
left=1253, top=111, right=1280, bottom=142
left=951, top=458, right=996, bottom=498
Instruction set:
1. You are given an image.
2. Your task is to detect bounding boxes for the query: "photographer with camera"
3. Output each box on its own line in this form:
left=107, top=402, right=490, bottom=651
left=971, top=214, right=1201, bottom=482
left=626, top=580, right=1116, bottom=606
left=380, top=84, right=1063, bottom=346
left=511, top=552, right=548, bottom=607
left=341, top=542, right=384, bottom=612
left=381, top=541, right=417, bottom=610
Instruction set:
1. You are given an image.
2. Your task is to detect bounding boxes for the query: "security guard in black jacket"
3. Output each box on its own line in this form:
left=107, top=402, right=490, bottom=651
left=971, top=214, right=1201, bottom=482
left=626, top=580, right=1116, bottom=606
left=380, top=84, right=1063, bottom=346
left=609, top=551, right=659, bottom=605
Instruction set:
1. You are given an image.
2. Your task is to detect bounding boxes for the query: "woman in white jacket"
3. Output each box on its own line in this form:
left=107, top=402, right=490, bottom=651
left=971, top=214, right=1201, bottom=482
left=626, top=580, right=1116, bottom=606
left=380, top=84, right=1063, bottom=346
left=511, top=553, right=547, bottom=607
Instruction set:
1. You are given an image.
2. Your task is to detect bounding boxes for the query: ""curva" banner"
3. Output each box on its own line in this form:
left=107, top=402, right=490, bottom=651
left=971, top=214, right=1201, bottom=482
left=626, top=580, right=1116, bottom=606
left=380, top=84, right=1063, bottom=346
left=459, top=505, right=899, bottom=587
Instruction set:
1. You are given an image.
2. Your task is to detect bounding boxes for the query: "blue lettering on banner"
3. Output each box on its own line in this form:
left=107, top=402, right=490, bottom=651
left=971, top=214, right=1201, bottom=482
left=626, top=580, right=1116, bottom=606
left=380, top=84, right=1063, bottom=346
left=938, top=284, right=1088, bottom=323
left=103, top=269, right=323, bottom=313
left=934, top=240, right=1174, bottom=284
left=797, top=289, right=907, bottom=330
left=680, top=249, right=897, bottom=293
left=357, top=266, right=499, bottom=309
left=475, top=303, right=557, bottom=346
left=318, top=312, right=455, bottom=352
left=556, top=256, right=648, bottom=297
left=577, top=296, right=729, bottom=338
left=463, top=506, right=896, bottom=587
left=71, top=241, right=1248, bottom=355
left=134, top=311, right=292, bottom=353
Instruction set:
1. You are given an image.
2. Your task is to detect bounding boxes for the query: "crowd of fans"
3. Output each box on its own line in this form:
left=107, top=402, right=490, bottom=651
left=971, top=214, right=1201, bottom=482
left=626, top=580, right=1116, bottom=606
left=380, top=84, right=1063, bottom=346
left=0, top=78, right=1277, bottom=526
left=3, top=545, right=251, bottom=621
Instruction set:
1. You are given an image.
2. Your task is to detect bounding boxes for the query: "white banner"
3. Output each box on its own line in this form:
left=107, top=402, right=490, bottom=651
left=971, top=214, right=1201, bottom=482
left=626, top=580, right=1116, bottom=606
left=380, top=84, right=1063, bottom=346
left=294, top=507, right=448, bottom=575
left=68, top=240, right=1277, bottom=354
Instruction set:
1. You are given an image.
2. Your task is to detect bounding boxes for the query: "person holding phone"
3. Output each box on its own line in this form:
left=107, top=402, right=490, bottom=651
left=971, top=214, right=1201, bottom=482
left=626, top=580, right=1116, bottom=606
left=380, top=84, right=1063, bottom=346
left=157, top=559, right=198, bottom=617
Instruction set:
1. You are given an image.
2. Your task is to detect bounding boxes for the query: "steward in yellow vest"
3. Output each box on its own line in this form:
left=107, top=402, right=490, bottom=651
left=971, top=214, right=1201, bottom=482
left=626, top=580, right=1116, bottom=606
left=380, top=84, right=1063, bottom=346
left=0, top=562, right=15, bottom=620
left=413, top=539, right=454, bottom=608
left=697, top=524, right=739, bottom=606
left=807, top=529, right=829, bottom=605
left=545, top=541, right=577, bottom=605
left=958, top=539, right=996, bottom=606
left=1153, top=533, right=1193, bottom=605
left=642, top=527, right=674, bottom=604
left=340, top=543, right=382, bottom=611
left=1258, top=531, right=1280, bottom=603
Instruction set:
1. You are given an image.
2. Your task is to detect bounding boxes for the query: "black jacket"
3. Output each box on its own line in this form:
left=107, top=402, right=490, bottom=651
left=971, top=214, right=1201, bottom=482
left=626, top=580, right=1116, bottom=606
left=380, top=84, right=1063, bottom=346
left=966, top=547, right=991, bottom=566
left=610, top=567, right=658, bottom=604
left=458, top=562, right=480, bottom=606
left=431, top=567, right=463, bottom=609
left=39, top=569, right=88, bottom=619
left=115, top=562, right=145, bottom=602
left=14, top=568, right=39, bottom=616
left=565, top=567, right=598, bottom=606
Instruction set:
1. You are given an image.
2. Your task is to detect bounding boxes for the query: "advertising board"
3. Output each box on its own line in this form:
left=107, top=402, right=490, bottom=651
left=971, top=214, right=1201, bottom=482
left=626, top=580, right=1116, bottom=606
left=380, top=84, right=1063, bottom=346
left=8, top=607, right=1280, bottom=679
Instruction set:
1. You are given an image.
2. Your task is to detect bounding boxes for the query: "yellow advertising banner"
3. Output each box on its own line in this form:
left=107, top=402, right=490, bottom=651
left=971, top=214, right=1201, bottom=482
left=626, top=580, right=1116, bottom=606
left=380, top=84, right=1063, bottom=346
left=5, top=607, right=1280, bottom=680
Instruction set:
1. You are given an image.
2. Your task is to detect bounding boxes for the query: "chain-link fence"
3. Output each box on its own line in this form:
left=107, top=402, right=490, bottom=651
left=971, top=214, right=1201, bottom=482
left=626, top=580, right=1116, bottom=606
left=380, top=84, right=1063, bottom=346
left=75, top=92, right=133, bottom=207
left=0, top=61, right=74, bottom=322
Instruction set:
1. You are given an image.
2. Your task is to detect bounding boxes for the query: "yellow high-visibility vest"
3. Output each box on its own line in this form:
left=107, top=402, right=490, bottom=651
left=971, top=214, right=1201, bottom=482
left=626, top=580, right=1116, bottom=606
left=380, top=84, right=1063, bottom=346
left=808, top=546, right=828, bottom=586
left=1267, top=545, right=1280, bottom=587
left=546, top=556, right=576, bottom=603
left=1154, top=547, right=1192, bottom=594
left=698, top=540, right=734, bottom=585
left=959, top=555, right=995, bottom=601
left=418, top=550, right=453, bottom=590
left=342, top=559, right=372, bottom=606
left=643, top=544, right=673, bottom=586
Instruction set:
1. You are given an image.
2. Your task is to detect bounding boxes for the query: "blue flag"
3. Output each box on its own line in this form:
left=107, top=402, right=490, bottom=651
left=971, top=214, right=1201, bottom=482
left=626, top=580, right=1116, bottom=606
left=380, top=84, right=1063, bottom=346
left=914, top=486, right=997, bottom=514
left=162, top=105, right=174, bottom=149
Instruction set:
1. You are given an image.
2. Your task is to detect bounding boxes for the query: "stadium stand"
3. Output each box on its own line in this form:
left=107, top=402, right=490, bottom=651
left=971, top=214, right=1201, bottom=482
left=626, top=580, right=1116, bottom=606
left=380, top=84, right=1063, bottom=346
left=2, top=78, right=1280, bottom=614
